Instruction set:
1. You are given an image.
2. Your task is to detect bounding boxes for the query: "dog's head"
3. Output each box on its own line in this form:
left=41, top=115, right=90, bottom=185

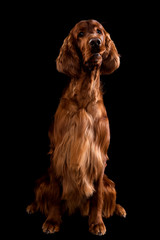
left=56, top=20, right=120, bottom=77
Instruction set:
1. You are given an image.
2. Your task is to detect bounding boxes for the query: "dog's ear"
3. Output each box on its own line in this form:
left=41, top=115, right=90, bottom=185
left=101, top=31, right=120, bottom=75
left=56, top=31, right=80, bottom=78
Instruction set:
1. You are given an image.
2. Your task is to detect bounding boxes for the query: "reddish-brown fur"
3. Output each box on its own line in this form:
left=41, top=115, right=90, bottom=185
left=26, top=19, right=126, bottom=236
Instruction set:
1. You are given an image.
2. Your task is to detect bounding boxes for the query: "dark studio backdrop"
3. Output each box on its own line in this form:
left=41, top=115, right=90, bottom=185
left=12, top=2, right=149, bottom=240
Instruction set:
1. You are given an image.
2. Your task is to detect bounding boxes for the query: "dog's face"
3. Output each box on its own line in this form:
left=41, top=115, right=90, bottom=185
left=72, top=20, right=109, bottom=68
left=56, top=19, right=120, bottom=77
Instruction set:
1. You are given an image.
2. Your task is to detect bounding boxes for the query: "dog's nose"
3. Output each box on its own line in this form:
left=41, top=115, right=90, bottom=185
left=89, top=38, right=101, bottom=48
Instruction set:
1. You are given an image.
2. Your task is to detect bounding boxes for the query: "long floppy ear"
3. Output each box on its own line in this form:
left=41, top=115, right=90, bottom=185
left=56, top=31, right=80, bottom=77
left=101, top=32, right=120, bottom=75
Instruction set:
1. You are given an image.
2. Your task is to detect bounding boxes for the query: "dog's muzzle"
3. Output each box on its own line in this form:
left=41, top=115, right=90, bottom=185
left=89, top=38, right=101, bottom=53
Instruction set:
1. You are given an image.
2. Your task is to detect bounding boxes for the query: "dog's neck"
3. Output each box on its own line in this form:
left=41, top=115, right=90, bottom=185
left=64, top=68, right=102, bottom=108
left=78, top=68, right=101, bottom=95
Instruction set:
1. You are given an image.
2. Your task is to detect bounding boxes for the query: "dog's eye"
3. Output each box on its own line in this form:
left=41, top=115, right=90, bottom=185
left=97, top=29, right=102, bottom=34
left=78, top=32, right=84, bottom=38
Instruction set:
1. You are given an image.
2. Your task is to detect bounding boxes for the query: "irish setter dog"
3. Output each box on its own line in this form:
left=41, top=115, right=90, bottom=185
left=26, top=19, right=126, bottom=236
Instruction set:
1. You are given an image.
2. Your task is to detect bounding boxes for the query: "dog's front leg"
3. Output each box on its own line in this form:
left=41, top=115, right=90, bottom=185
left=42, top=204, right=62, bottom=234
left=88, top=174, right=106, bottom=236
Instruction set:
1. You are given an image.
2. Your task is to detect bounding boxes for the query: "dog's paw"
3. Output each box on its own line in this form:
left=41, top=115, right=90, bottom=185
left=115, top=204, right=127, bottom=218
left=89, top=221, right=106, bottom=236
left=42, top=220, right=60, bottom=234
left=26, top=203, right=36, bottom=214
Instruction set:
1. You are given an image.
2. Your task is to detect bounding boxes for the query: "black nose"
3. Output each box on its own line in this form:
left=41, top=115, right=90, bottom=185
left=89, top=38, right=101, bottom=48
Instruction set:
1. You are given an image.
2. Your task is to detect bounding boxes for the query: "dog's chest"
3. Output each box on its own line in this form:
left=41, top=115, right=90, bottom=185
left=54, top=106, right=104, bottom=199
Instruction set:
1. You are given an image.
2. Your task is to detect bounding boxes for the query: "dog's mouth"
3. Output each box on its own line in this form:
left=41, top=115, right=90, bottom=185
left=84, top=53, right=102, bottom=70
left=90, top=53, right=102, bottom=62
left=92, top=52, right=101, bottom=58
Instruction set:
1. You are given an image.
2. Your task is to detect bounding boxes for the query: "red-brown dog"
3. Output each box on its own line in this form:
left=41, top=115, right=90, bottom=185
left=27, top=19, right=126, bottom=236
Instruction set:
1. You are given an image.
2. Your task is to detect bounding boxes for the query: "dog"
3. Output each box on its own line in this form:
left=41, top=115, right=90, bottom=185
left=26, top=19, right=126, bottom=236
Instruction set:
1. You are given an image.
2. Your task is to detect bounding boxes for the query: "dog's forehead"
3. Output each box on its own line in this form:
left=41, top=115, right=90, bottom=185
left=73, top=20, right=103, bottom=32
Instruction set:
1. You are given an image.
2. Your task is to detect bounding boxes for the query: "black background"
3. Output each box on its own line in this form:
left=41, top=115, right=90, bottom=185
left=7, top=1, right=152, bottom=239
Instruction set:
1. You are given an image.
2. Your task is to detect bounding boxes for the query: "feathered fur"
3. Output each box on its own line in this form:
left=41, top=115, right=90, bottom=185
left=26, top=20, right=126, bottom=236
